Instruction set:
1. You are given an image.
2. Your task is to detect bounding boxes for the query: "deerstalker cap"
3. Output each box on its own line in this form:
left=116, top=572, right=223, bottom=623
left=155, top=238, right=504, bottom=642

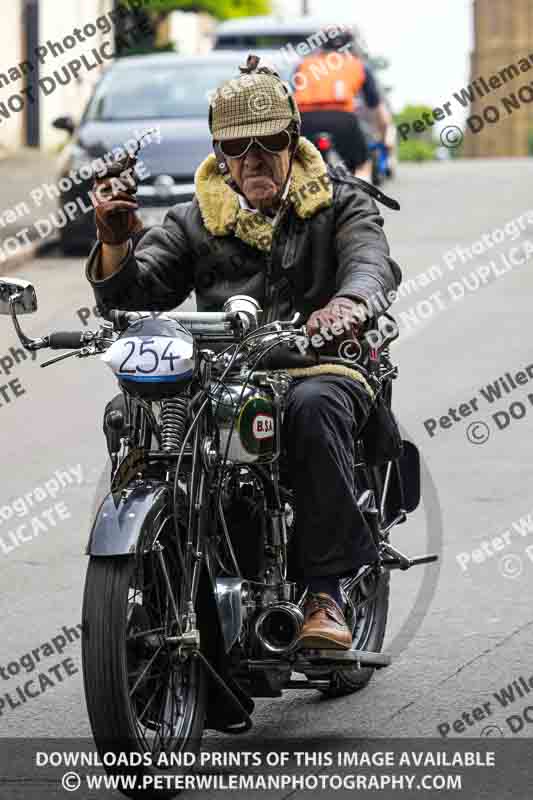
left=209, top=55, right=301, bottom=140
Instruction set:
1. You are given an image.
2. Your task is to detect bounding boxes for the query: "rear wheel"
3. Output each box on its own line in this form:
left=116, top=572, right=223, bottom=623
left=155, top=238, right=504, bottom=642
left=319, top=567, right=390, bottom=697
left=82, top=547, right=207, bottom=798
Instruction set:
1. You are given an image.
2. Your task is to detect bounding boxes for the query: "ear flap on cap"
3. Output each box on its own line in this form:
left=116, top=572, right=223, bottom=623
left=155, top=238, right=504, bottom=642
left=213, top=142, right=229, bottom=174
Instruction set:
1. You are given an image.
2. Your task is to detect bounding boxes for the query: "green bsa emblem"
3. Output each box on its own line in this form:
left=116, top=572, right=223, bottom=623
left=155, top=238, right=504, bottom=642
left=238, top=396, right=275, bottom=459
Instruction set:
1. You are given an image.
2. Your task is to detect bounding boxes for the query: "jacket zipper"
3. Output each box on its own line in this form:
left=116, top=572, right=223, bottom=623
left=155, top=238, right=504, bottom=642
left=264, top=204, right=291, bottom=324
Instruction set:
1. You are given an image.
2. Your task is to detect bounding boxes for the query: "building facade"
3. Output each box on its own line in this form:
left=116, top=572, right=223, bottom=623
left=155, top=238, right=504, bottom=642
left=464, top=0, right=533, bottom=156
left=169, top=10, right=215, bottom=55
left=0, top=0, right=114, bottom=154
left=0, top=2, right=217, bottom=154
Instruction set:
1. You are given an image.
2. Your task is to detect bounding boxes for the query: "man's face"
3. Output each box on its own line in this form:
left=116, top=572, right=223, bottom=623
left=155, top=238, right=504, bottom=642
left=225, top=141, right=291, bottom=214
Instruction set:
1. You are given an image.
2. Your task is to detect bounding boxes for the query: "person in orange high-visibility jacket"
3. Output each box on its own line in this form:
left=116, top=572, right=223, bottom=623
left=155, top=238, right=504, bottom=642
left=294, top=50, right=366, bottom=113
left=294, top=29, right=394, bottom=182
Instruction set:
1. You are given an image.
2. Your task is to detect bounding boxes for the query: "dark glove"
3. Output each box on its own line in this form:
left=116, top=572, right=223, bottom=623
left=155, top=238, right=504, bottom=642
left=92, top=165, right=143, bottom=245
left=305, top=297, right=368, bottom=361
left=306, top=297, right=368, bottom=342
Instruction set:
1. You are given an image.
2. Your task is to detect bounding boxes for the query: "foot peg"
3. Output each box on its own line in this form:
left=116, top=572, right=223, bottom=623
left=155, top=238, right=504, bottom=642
left=295, top=648, right=391, bottom=670
left=381, top=542, right=439, bottom=571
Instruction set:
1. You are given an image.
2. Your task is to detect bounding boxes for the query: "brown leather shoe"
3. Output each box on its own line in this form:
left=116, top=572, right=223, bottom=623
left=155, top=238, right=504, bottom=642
left=297, top=592, right=352, bottom=650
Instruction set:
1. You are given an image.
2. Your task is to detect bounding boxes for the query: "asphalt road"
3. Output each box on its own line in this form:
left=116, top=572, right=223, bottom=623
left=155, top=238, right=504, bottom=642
left=1, top=158, right=533, bottom=798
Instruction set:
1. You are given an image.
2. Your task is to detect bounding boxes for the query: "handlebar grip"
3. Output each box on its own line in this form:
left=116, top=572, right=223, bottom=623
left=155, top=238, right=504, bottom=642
left=100, top=309, right=141, bottom=331
left=105, top=309, right=130, bottom=331
left=48, top=331, right=86, bottom=350
left=102, top=309, right=238, bottom=335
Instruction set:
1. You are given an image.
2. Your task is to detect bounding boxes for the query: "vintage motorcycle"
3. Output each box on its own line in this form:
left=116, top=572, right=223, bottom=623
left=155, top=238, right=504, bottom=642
left=0, top=278, right=437, bottom=794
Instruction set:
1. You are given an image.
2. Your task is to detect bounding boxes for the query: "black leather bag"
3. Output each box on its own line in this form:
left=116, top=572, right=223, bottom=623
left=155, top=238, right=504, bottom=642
left=360, top=392, right=403, bottom=467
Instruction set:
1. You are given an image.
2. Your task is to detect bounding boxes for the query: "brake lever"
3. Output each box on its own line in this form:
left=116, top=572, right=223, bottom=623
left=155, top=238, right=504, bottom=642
left=271, top=316, right=303, bottom=332
left=289, top=311, right=302, bottom=326
left=40, top=342, right=103, bottom=368
left=41, top=351, right=79, bottom=368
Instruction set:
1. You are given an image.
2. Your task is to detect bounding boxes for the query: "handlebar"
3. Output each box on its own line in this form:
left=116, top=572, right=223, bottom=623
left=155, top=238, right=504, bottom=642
left=251, top=342, right=372, bottom=375
left=47, top=331, right=88, bottom=350
left=103, top=309, right=243, bottom=337
left=252, top=341, right=319, bottom=371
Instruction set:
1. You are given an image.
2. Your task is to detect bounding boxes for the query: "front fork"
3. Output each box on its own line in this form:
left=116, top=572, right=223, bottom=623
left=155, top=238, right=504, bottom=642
left=160, top=420, right=207, bottom=656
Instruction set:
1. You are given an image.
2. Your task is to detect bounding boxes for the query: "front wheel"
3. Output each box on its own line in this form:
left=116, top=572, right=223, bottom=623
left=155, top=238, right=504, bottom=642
left=320, top=567, right=390, bottom=697
left=82, top=552, right=207, bottom=798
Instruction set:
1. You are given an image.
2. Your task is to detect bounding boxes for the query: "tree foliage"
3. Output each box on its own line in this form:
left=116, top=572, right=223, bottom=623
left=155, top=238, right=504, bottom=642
left=394, top=104, right=438, bottom=161
left=394, top=104, right=434, bottom=134
left=117, top=0, right=271, bottom=56
left=129, top=0, right=271, bottom=19
left=397, top=139, right=437, bottom=162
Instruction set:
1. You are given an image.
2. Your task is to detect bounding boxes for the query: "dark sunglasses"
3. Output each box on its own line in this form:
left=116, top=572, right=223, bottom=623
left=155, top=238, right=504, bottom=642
left=219, top=130, right=291, bottom=159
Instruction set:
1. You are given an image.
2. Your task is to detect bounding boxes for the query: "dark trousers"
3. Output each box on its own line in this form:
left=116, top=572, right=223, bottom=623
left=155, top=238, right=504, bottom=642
left=300, top=110, right=369, bottom=171
left=283, top=374, right=379, bottom=579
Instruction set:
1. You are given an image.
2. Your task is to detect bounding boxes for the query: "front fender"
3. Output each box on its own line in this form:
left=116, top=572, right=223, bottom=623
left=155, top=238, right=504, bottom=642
left=86, top=479, right=244, bottom=653
left=86, top=478, right=253, bottom=726
left=86, top=480, right=170, bottom=556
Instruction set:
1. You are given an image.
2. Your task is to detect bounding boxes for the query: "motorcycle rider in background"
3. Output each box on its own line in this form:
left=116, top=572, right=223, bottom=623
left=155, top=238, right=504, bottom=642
left=86, top=55, right=401, bottom=651
left=294, top=29, right=395, bottom=182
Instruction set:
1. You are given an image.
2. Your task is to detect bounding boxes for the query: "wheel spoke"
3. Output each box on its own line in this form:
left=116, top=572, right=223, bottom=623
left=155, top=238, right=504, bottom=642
left=123, top=540, right=196, bottom=752
left=129, top=645, right=163, bottom=697
left=156, top=548, right=183, bottom=636
left=129, top=626, right=165, bottom=640
left=138, top=684, right=160, bottom=723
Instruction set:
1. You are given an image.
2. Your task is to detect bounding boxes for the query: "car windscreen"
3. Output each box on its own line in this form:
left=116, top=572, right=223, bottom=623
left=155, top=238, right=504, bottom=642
left=84, top=62, right=240, bottom=121
left=215, top=34, right=311, bottom=49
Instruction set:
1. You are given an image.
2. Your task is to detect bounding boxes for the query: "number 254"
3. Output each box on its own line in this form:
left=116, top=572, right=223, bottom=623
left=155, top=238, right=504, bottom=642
left=119, top=339, right=179, bottom=374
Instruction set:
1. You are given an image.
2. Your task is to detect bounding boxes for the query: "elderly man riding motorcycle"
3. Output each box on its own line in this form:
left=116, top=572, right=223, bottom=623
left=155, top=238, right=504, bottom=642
left=86, top=55, right=402, bottom=651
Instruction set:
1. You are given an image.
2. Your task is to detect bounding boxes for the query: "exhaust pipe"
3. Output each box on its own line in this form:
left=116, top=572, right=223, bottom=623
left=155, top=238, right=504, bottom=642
left=254, top=602, right=304, bottom=654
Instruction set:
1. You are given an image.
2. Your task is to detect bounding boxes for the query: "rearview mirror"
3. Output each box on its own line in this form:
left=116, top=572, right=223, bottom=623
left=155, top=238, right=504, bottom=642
left=0, top=278, right=38, bottom=315
left=52, top=115, right=75, bottom=135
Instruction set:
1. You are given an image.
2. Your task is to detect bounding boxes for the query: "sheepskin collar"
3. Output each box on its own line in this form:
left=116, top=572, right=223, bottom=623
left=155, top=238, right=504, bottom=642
left=194, top=137, right=333, bottom=252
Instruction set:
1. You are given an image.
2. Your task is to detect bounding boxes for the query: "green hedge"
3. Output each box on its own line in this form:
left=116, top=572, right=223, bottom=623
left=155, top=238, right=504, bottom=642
left=398, top=139, right=437, bottom=162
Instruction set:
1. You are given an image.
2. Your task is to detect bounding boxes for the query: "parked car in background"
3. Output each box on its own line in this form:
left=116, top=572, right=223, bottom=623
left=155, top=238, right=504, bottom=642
left=214, top=16, right=397, bottom=185
left=54, top=52, right=285, bottom=255
left=214, top=15, right=365, bottom=56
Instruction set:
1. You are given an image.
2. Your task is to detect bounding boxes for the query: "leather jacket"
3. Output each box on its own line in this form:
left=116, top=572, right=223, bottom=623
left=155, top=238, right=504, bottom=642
left=86, top=138, right=401, bottom=324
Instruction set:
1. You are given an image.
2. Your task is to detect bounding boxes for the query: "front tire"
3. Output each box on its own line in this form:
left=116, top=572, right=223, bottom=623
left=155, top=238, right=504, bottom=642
left=82, top=553, right=207, bottom=798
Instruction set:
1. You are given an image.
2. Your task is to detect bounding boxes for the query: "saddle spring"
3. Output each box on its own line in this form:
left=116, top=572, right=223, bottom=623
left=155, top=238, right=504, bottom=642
left=160, top=398, right=188, bottom=452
